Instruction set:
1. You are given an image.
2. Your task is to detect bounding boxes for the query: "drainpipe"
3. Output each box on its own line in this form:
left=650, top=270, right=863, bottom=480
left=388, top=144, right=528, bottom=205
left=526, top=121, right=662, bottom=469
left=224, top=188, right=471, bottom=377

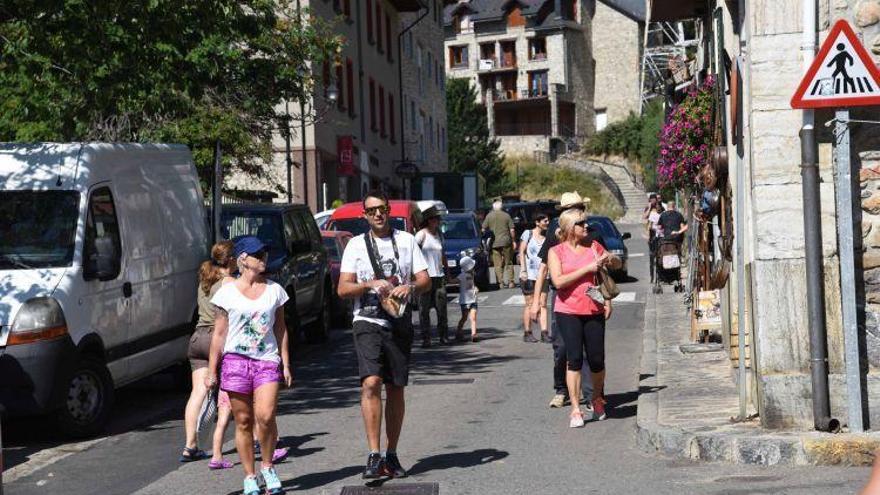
left=398, top=2, right=429, bottom=163
left=800, top=0, right=838, bottom=432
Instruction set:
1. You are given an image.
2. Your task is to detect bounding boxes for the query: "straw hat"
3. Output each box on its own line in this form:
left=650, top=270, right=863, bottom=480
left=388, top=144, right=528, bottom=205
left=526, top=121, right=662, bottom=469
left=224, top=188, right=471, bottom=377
left=556, top=191, right=591, bottom=210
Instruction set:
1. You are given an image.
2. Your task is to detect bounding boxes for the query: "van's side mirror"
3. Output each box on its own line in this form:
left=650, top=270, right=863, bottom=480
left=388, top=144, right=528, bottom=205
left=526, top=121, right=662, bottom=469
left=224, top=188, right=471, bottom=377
left=90, top=237, right=120, bottom=281
left=622, top=232, right=632, bottom=240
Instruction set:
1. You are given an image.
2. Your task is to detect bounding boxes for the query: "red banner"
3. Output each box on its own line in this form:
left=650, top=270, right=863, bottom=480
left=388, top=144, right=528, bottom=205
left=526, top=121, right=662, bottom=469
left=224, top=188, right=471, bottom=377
left=337, top=136, right=355, bottom=176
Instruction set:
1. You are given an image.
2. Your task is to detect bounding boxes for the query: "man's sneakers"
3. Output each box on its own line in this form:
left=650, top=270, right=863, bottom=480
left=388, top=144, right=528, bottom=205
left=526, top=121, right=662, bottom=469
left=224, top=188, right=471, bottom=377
left=260, top=466, right=284, bottom=494
left=363, top=452, right=385, bottom=479
left=363, top=452, right=409, bottom=479
left=381, top=452, right=408, bottom=478
left=548, top=394, right=566, bottom=408
left=540, top=332, right=552, bottom=343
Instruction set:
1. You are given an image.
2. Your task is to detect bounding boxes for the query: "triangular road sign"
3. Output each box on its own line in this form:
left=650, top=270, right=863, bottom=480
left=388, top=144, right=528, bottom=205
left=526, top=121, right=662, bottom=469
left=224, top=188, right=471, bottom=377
left=791, top=19, right=880, bottom=109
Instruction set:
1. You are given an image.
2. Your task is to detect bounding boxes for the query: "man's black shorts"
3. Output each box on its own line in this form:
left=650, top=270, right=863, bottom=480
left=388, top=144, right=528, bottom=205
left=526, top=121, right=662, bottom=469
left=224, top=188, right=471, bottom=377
left=353, top=318, right=414, bottom=386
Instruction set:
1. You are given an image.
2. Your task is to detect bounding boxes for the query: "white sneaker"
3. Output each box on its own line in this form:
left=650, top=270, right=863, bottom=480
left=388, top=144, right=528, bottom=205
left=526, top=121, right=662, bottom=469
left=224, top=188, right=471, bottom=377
left=569, top=411, right=585, bottom=428
left=549, top=394, right=565, bottom=408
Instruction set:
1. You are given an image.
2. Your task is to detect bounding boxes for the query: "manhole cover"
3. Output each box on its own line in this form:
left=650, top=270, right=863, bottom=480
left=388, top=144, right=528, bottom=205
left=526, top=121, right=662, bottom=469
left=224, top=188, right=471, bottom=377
left=340, top=482, right=440, bottom=494
left=412, top=378, right=475, bottom=385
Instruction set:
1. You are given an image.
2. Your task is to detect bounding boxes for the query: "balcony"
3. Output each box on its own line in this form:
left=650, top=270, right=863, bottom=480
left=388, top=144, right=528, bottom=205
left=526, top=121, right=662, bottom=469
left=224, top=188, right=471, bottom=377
left=477, top=58, right=517, bottom=73
left=388, top=0, right=426, bottom=12
left=495, top=121, right=552, bottom=136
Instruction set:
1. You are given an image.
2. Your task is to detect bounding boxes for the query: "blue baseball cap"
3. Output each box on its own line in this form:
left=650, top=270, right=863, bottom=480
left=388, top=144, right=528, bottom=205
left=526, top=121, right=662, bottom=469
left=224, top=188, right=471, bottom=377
left=233, top=236, right=267, bottom=258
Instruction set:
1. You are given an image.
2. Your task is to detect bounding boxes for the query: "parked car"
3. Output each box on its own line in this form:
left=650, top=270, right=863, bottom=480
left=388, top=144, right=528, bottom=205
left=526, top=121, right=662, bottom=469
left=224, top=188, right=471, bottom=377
left=321, top=230, right=353, bottom=326
left=442, top=212, right=491, bottom=290
left=0, top=143, right=209, bottom=437
left=326, top=200, right=422, bottom=235
left=546, top=215, right=631, bottom=280
left=503, top=200, right=561, bottom=241
left=219, top=203, right=331, bottom=343
left=314, top=209, right=334, bottom=230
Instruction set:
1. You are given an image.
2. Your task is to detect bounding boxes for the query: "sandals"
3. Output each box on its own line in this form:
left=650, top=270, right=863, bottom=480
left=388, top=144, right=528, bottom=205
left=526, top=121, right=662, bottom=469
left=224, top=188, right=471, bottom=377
left=179, top=446, right=207, bottom=463
left=208, top=459, right=234, bottom=470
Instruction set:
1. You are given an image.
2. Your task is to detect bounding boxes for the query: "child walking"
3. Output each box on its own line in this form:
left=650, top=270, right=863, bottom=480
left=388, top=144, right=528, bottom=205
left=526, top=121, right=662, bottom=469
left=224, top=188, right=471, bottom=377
left=456, top=256, right=479, bottom=342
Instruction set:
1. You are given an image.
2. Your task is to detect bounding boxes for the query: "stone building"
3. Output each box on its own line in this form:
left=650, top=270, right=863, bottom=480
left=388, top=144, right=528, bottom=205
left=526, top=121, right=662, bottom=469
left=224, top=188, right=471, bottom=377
left=442, top=0, right=596, bottom=157
left=225, top=0, right=429, bottom=211
left=400, top=2, right=455, bottom=175
left=591, top=0, right=644, bottom=130
left=661, top=0, right=880, bottom=430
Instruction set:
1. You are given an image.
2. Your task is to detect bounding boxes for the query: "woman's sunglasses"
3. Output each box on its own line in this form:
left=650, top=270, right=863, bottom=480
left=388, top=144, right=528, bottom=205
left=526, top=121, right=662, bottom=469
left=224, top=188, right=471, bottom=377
left=249, top=249, right=268, bottom=259
left=364, top=205, right=390, bottom=216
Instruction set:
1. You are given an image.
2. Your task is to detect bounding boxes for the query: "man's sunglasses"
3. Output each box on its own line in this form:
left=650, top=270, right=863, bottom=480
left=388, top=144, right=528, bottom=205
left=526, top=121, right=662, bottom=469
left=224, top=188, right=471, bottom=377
left=364, top=205, right=390, bottom=216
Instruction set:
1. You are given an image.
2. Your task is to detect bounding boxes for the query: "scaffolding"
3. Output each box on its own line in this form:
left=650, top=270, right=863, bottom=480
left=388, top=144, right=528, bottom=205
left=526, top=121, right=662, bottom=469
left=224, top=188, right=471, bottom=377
left=639, top=18, right=700, bottom=113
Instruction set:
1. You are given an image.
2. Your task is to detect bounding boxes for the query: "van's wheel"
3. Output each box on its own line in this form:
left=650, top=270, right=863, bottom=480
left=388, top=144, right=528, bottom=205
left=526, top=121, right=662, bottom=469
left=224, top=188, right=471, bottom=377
left=308, top=286, right=332, bottom=344
left=55, top=356, right=114, bottom=438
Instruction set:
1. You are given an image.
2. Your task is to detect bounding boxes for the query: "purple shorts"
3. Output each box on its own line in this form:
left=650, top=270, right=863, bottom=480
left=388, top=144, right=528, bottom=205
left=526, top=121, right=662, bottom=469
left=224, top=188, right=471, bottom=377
left=220, top=353, right=282, bottom=395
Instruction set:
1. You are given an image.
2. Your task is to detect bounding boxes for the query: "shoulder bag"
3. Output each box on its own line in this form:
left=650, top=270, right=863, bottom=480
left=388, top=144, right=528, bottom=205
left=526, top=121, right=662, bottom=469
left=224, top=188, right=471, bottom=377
left=591, top=243, right=619, bottom=300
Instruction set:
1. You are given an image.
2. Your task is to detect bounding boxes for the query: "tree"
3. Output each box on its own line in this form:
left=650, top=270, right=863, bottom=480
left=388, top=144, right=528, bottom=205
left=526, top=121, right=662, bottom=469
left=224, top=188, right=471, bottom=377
left=0, top=1, right=341, bottom=184
left=445, top=78, right=507, bottom=197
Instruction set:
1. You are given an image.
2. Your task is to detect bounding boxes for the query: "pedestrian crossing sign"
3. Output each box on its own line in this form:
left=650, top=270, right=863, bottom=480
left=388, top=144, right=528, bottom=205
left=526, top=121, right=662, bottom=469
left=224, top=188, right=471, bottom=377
left=791, top=19, right=880, bottom=109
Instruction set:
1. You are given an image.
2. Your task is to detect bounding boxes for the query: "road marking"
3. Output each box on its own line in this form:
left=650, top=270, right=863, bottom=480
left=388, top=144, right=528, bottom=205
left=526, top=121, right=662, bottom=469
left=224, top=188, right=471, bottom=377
left=449, top=295, right=489, bottom=304
left=628, top=253, right=645, bottom=258
left=614, top=292, right=637, bottom=303
left=503, top=295, right=525, bottom=306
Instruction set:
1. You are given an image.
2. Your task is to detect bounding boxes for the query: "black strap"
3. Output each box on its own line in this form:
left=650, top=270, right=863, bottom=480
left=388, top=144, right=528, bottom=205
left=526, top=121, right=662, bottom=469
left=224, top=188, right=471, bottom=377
left=365, top=229, right=399, bottom=281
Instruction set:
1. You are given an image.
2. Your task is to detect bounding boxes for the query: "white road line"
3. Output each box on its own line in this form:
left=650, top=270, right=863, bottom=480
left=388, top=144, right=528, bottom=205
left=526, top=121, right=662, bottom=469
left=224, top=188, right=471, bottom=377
left=503, top=295, right=526, bottom=306
left=628, top=253, right=645, bottom=258
left=614, top=292, right=637, bottom=303
left=449, top=295, right=489, bottom=304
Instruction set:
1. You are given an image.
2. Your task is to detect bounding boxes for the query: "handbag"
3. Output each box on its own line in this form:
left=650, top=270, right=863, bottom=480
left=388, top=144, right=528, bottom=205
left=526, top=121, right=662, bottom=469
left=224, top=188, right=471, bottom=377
left=365, top=230, right=408, bottom=319
left=196, top=386, right=218, bottom=446
left=591, top=243, right=619, bottom=300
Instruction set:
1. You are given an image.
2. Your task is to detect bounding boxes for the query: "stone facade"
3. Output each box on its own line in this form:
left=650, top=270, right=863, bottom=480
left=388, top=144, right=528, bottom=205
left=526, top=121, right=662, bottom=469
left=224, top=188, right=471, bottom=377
left=400, top=1, right=452, bottom=174
left=443, top=0, right=596, bottom=157
left=715, top=0, right=880, bottom=429
left=591, top=1, right=642, bottom=129
left=225, top=0, right=429, bottom=211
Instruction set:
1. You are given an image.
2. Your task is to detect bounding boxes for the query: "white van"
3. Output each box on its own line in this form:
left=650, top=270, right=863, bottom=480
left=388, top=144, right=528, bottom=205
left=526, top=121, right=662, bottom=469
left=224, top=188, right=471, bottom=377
left=0, top=143, right=208, bottom=436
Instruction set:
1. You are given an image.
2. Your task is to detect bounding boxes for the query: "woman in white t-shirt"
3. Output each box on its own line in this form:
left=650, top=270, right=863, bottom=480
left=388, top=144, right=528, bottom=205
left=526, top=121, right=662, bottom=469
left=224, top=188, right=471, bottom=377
left=518, top=213, right=551, bottom=343
left=415, top=206, right=449, bottom=346
left=205, top=236, right=292, bottom=495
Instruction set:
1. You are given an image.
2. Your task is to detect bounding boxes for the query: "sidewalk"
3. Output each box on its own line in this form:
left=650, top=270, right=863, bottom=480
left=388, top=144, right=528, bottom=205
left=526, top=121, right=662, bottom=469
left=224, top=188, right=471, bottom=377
left=637, top=291, right=880, bottom=466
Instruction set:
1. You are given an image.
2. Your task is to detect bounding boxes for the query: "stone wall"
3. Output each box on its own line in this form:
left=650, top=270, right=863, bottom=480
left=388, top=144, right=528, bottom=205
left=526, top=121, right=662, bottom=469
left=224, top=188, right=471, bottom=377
left=591, top=2, right=641, bottom=126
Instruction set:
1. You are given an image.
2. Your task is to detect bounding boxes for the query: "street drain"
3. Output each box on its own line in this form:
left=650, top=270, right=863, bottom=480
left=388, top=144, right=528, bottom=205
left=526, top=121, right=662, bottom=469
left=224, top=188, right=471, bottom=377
left=340, top=482, right=440, bottom=494
left=412, top=378, right=475, bottom=385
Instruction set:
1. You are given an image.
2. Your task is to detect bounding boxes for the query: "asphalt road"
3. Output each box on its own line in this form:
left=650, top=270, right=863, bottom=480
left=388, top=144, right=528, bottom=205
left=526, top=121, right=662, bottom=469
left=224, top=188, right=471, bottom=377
left=2, top=224, right=873, bottom=495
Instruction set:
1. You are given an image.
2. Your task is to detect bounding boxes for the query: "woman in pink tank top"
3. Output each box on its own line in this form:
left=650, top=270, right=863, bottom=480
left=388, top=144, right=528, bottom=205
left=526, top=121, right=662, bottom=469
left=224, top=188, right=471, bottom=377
left=547, top=208, right=617, bottom=428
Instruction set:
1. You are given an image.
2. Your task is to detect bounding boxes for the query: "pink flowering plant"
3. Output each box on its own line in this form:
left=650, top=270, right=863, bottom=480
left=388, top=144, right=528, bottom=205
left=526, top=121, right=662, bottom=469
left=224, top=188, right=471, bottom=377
left=656, top=76, right=715, bottom=191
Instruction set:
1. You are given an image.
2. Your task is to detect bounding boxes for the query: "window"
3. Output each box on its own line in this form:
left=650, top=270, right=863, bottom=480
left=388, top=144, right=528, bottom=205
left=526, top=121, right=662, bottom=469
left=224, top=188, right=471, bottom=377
left=336, top=64, right=345, bottom=110
left=343, top=0, right=351, bottom=19
left=426, top=52, right=432, bottom=82
left=500, top=41, right=516, bottom=67
left=441, top=126, right=446, bottom=151
left=376, top=2, right=383, bottom=53
left=406, top=32, right=414, bottom=58
left=385, top=13, right=393, bottom=62
left=528, top=37, right=547, bottom=60
left=429, top=115, right=434, bottom=149
left=529, top=70, right=549, bottom=97
left=369, top=78, right=376, bottom=131
left=346, top=58, right=355, bottom=118
left=389, top=95, right=396, bottom=143
left=595, top=109, right=608, bottom=131
left=417, top=44, right=424, bottom=94
left=0, top=191, right=79, bottom=269
left=83, top=187, right=121, bottom=281
left=450, top=45, right=468, bottom=68
left=379, top=86, right=386, bottom=137
left=366, top=0, right=374, bottom=42
left=410, top=100, right=416, bottom=130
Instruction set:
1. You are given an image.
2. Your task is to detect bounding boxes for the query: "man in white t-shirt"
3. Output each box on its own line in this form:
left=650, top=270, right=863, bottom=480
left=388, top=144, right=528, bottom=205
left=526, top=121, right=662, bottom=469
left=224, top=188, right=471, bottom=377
left=338, top=190, right=430, bottom=480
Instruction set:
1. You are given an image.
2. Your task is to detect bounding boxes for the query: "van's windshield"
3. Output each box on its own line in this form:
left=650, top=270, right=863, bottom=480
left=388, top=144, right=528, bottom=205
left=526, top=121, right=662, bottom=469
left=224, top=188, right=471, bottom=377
left=0, top=191, right=80, bottom=269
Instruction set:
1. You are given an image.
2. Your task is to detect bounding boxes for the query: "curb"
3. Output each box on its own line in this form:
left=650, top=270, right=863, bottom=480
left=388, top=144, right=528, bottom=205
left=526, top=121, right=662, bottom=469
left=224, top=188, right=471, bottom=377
left=635, top=292, right=880, bottom=467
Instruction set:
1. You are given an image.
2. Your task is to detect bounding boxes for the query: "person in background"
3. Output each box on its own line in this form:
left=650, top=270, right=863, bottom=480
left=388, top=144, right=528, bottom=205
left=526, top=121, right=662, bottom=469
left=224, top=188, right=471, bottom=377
left=181, top=241, right=235, bottom=465
left=646, top=203, right=664, bottom=283
left=658, top=200, right=688, bottom=243
left=415, top=206, right=449, bottom=347
left=337, top=190, right=430, bottom=479
left=456, top=256, right=479, bottom=343
left=482, top=198, right=517, bottom=289
left=206, top=236, right=293, bottom=495
left=519, top=213, right=550, bottom=343
left=547, top=208, right=618, bottom=428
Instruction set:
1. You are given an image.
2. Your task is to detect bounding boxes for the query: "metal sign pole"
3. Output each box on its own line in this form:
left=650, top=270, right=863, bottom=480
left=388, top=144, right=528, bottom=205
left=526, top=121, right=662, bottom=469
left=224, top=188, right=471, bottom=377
left=835, top=108, right=864, bottom=432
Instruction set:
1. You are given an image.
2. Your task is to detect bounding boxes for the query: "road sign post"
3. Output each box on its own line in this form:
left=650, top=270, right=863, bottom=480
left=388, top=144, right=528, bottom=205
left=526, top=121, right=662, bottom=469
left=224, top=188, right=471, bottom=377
left=792, top=19, right=880, bottom=432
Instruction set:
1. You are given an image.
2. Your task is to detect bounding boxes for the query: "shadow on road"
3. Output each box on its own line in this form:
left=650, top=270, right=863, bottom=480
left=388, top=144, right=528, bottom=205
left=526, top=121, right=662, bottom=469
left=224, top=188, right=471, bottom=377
left=408, top=448, right=510, bottom=476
